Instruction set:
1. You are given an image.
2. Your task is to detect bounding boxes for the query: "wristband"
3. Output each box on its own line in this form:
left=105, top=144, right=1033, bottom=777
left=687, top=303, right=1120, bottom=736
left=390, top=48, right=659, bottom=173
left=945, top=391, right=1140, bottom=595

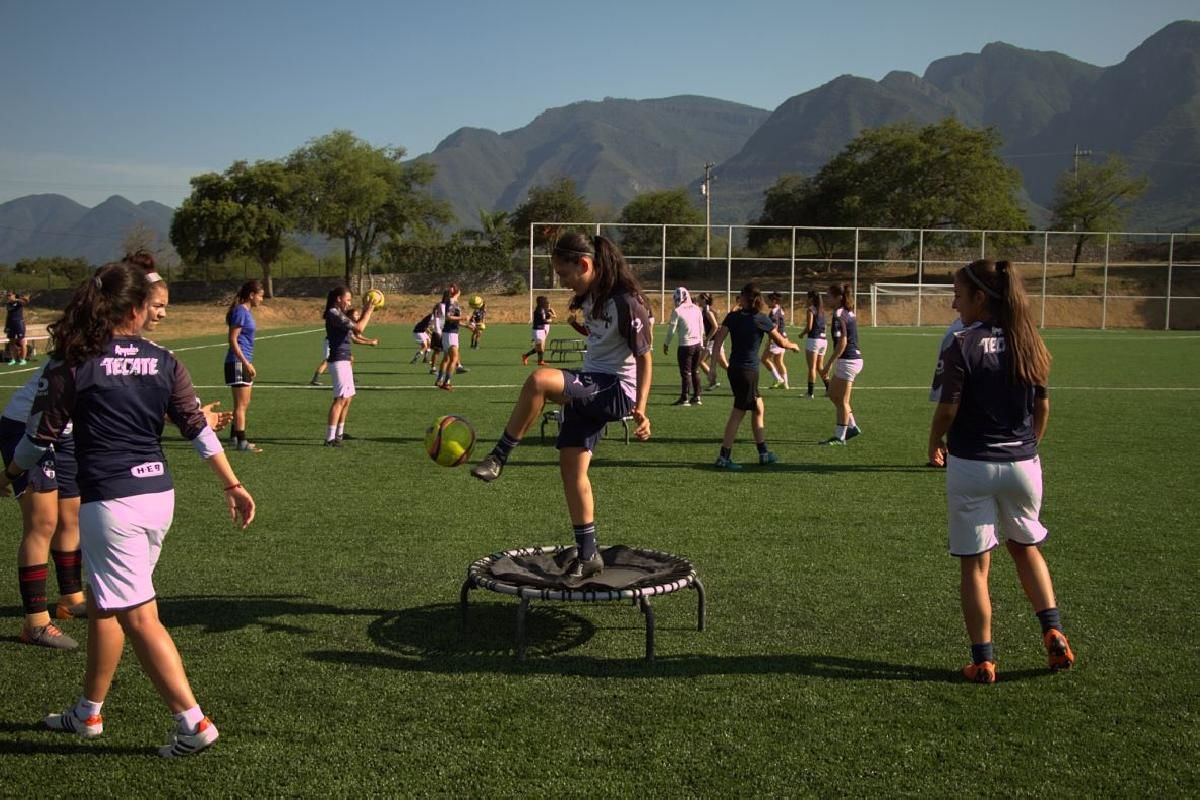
left=224, top=483, right=243, bottom=491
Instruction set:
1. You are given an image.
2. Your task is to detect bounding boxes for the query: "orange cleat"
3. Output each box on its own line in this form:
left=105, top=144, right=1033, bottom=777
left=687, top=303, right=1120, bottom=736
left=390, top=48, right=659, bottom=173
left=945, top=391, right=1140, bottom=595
left=962, top=661, right=997, bottom=684
left=1043, top=630, right=1075, bottom=671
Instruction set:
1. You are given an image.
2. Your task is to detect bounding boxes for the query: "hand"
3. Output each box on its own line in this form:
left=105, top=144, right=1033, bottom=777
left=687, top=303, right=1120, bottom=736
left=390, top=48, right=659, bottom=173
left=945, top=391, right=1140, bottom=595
left=245, top=363, right=257, bottom=380
left=369, top=338, right=379, bottom=347
left=202, top=402, right=234, bottom=432
left=631, top=409, right=651, bottom=441
left=225, top=485, right=256, bottom=529
left=928, top=441, right=947, bottom=467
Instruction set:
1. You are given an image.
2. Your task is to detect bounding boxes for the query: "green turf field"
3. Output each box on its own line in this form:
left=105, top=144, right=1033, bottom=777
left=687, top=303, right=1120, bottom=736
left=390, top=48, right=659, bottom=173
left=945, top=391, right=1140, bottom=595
left=0, top=322, right=1197, bottom=796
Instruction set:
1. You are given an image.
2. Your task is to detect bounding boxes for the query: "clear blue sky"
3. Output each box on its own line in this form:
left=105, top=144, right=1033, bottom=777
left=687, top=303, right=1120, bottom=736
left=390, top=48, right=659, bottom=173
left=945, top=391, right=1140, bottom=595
left=1, top=0, right=1194, bottom=207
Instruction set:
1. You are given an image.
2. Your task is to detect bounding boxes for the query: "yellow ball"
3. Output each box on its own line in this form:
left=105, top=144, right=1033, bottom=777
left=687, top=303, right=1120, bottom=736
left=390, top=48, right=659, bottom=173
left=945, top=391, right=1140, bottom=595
left=469, top=295, right=484, bottom=309
left=424, top=415, right=476, bottom=467
left=366, top=289, right=386, bottom=309
left=476, top=321, right=486, bottom=331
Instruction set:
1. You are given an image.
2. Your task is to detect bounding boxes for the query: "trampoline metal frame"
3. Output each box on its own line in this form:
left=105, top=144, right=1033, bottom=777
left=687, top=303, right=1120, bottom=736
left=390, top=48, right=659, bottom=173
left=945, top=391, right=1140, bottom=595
left=460, top=545, right=706, bottom=661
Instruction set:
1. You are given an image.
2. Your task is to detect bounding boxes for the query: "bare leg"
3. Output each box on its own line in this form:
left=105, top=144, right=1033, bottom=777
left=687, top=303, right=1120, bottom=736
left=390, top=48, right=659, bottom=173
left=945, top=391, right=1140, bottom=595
left=721, top=408, right=747, bottom=449
left=750, top=397, right=766, bottom=444
left=82, top=596, right=125, bottom=703
left=231, top=384, right=252, bottom=434
left=1006, top=540, right=1057, bottom=612
left=559, top=447, right=594, bottom=525
left=119, top=600, right=198, bottom=713
left=960, top=552, right=992, bottom=645
left=504, top=368, right=568, bottom=439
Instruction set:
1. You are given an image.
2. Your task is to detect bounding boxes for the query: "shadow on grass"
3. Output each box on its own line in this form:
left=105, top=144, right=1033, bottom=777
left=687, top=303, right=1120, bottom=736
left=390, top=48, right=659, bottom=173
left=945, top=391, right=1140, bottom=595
left=157, top=594, right=387, bottom=635
left=0, top=721, right=152, bottom=756
left=307, top=603, right=1052, bottom=684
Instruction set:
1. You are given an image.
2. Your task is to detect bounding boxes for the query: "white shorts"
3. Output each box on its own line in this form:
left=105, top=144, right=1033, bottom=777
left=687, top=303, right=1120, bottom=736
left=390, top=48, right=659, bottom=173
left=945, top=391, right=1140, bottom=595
left=443, top=331, right=460, bottom=350
left=413, top=332, right=430, bottom=346
left=330, top=360, right=356, bottom=398
left=832, top=358, right=863, bottom=382
left=945, top=455, right=1047, bottom=556
left=80, top=490, right=175, bottom=611
left=532, top=328, right=548, bottom=345
left=320, top=338, right=330, bottom=361
left=805, top=337, right=827, bottom=355
left=768, top=341, right=788, bottom=356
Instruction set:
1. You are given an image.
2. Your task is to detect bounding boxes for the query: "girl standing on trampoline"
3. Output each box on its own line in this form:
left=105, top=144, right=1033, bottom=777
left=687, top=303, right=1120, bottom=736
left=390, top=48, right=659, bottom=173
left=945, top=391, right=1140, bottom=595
left=710, top=283, right=800, bottom=470
left=929, top=258, right=1074, bottom=684
left=801, top=290, right=827, bottom=399
left=1, top=261, right=255, bottom=757
left=472, top=233, right=652, bottom=579
left=225, top=280, right=264, bottom=453
left=323, top=286, right=377, bottom=446
left=819, top=284, right=863, bottom=445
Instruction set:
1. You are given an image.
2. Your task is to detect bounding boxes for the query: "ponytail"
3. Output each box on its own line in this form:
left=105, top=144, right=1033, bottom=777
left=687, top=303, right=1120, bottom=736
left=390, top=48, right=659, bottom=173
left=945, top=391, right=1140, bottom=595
left=49, top=262, right=150, bottom=366
left=739, top=282, right=766, bottom=313
left=807, top=289, right=822, bottom=311
left=828, top=283, right=854, bottom=312
left=324, top=286, right=348, bottom=318
left=958, top=259, right=1051, bottom=386
left=229, top=280, right=262, bottom=324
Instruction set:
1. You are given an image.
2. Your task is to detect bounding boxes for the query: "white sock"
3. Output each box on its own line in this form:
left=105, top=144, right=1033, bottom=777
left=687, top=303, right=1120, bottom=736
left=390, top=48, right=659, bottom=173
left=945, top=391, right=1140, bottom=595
left=770, top=367, right=782, bottom=382
left=326, top=425, right=337, bottom=441
left=782, top=376, right=789, bottom=389
left=336, top=423, right=345, bottom=438
left=173, top=704, right=205, bottom=734
left=835, top=424, right=848, bottom=441
left=76, top=697, right=103, bottom=719
left=848, top=414, right=857, bottom=429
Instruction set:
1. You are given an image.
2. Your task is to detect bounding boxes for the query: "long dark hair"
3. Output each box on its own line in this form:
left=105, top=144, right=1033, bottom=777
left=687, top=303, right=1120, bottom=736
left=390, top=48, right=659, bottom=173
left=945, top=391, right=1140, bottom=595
left=324, top=286, right=349, bottom=318
left=554, top=233, right=644, bottom=323
left=958, top=259, right=1051, bottom=386
left=228, top=280, right=262, bottom=325
left=829, top=283, right=854, bottom=312
left=49, top=262, right=150, bottom=366
left=737, top=283, right=767, bottom=314
left=806, top=289, right=822, bottom=311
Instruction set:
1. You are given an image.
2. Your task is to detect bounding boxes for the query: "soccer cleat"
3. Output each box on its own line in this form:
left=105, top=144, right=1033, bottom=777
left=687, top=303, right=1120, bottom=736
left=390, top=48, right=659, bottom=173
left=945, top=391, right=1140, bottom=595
left=689, top=398, right=702, bottom=406
left=16, top=360, right=26, bottom=366
left=962, top=661, right=997, bottom=684
left=53, top=601, right=88, bottom=620
left=521, top=354, right=529, bottom=366
left=471, top=454, right=503, bottom=482
left=1043, top=630, right=1075, bottom=671
left=707, top=381, right=720, bottom=390
left=806, top=393, right=815, bottom=400
left=671, top=398, right=688, bottom=406
left=769, top=381, right=784, bottom=389
left=20, top=623, right=78, bottom=650
left=309, top=378, right=321, bottom=386
left=44, top=708, right=103, bottom=738
left=456, top=365, right=469, bottom=374
left=845, top=425, right=863, bottom=441
left=714, top=456, right=743, bottom=471
left=564, top=553, right=603, bottom=580
left=324, top=438, right=342, bottom=448
left=758, top=451, right=779, bottom=465
left=438, top=383, right=454, bottom=392
left=159, top=717, right=219, bottom=758
left=821, top=437, right=846, bottom=446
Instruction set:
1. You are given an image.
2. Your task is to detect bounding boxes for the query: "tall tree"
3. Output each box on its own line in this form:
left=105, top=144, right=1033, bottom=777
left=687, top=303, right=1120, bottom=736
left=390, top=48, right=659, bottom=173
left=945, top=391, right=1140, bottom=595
left=1050, top=155, right=1149, bottom=276
left=287, top=130, right=451, bottom=287
left=463, top=209, right=515, bottom=253
left=510, top=178, right=592, bottom=285
left=750, top=175, right=854, bottom=270
left=170, top=160, right=294, bottom=297
left=618, top=188, right=705, bottom=257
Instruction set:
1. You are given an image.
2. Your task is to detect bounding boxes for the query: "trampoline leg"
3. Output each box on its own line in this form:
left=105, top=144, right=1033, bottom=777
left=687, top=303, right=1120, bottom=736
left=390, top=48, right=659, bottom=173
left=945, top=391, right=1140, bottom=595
left=693, top=578, right=706, bottom=632
left=639, top=597, right=656, bottom=662
left=515, top=596, right=530, bottom=661
left=459, top=579, right=473, bottom=631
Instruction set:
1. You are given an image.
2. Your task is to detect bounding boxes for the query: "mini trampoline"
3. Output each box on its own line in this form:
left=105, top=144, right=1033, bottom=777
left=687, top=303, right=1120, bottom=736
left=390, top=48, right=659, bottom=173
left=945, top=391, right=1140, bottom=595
left=460, top=545, right=705, bottom=661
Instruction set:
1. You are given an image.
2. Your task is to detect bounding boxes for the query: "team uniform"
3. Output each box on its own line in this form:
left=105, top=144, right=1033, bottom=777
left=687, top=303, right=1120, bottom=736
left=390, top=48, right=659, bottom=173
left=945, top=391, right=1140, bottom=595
left=469, top=308, right=486, bottom=329
left=767, top=304, right=788, bottom=355
left=930, top=322, right=1048, bottom=557
left=224, top=304, right=256, bottom=386
left=5, top=299, right=26, bottom=342
left=429, top=303, right=445, bottom=360
left=532, top=306, right=552, bottom=345
left=442, top=300, right=462, bottom=351
left=413, top=314, right=431, bottom=348
left=557, top=293, right=651, bottom=452
left=0, top=364, right=78, bottom=499
left=805, top=306, right=827, bottom=355
left=325, top=307, right=357, bottom=398
left=830, top=307, right=863, bottom=381
left=665, top=291, right=705, bottom=405
left=929, top=318, right=966, bottom=402
left=14, top=338, right=221, bottom=611
left=721, top=308, right=776, bottom=411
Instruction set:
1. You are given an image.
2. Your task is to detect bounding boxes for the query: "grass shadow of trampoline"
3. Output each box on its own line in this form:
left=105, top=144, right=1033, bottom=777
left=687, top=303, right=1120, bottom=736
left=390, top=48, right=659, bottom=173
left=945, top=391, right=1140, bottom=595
left=367, top=602, right=595, bottom=660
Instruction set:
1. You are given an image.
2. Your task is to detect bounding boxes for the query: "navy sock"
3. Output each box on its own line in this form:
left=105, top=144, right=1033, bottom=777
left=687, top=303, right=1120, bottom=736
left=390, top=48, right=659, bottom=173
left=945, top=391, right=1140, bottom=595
left=1036, top=607, right=1062, bottom=634
left=719, top=446, right=732, bottom=460
left=756, top=441, right=769, bottom=455
left=807, top=381, right=814, bottom=395
left=971, top=642, right=995, bottom=665
left=573, top=522, right=597, bottom=560
left=490, top=431, right=521, bottom=465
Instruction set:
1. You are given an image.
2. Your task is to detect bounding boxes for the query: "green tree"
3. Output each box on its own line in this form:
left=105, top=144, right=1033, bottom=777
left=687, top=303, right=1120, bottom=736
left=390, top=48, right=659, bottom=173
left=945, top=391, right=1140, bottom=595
left=749, top=175, right=854, bottom=270
left=463, top=209, right=515, bottom=253
left=13, top=256, right=90, bottom=282
left=170, top=160, right=294, bottom=297
left=1050, top=155, right=1149, bottom=276
left=286, top=130, right=451, bottom=287
left=617, top=188, right=705, bottom=257
left=510, top=178, right=592, bottom=285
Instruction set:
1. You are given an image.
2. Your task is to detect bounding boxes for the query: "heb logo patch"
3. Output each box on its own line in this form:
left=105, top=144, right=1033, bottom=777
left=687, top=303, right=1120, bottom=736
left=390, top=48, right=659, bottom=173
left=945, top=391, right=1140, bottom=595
left=131, top=462, right=164, bottom=478
left=101, top=357, right=159, bottom=376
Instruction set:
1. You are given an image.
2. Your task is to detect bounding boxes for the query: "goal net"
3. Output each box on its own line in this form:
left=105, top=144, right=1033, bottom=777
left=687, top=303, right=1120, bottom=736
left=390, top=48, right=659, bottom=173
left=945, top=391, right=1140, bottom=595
left=869, top=283, right=956, bottom=327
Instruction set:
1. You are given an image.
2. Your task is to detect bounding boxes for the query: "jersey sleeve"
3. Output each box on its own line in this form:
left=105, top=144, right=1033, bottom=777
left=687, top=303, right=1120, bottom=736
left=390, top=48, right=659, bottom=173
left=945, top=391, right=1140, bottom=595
left=327, top=308, right=353, bottom=334
left=753, top=313, right=775, bottom=333
left=166, top=357, right=221, bottom=458
left=931, top=336, right=966, bottom=404
left=617, top=295, right=652, bottom=356
left=14, top=359, right=75, bottom=470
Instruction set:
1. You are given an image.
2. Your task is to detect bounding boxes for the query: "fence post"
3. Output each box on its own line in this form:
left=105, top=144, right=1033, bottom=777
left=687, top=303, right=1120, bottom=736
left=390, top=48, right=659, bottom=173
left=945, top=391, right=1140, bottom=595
left=528, top=223, right=535, bottom=322
left=853, top=228, right=860, bottom=322
left=725, top=225, right=733, bottom=312
left=789, top=227, right=797, bottom=322
left=980, top=230, right=987, bottom=260
left=917, top=228, right=925, bottom=327
left=1165, top=233, right=1175, bottom=330
left=1040, top=232, right=1049, bottom=329
left=660, top=224, right=667, bottom=321
left=1101, top=233, right=1110, bottom=330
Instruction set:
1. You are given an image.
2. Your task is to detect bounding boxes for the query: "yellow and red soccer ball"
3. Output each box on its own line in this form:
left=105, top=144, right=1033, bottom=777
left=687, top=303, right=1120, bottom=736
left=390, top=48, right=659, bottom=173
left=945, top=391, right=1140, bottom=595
left=365, top=289, right=386, bottom=309
left=424, top=415, right=476, bottom=467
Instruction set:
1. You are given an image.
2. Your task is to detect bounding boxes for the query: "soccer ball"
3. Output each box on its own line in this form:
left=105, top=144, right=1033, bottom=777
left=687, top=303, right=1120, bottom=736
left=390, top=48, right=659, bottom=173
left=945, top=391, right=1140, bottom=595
left=365, top=289, right=386, bottom=309
left=424, top=415, right=476, bottom=467
left=475, top=321, right=486, bottom=331
left=469, top=295, right=484, bottom=309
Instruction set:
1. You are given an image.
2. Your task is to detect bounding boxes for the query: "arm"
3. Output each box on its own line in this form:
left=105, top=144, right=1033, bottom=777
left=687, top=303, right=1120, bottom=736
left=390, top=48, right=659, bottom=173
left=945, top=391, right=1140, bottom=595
left=928, top=402, right=959, bottom=464
left=568, top=315, right=589, bottom=336
left=768, top=328, right=801, bottom=352
left=631, top=350, right=652, bottom=441
left=711, top=325, right=728, bottom=355
left=1033, top=395, right=1050, bottom=442
left=804, top=310, right=815, bottom=338
left=351, top=303, right=375, bottom=335
left=663, top=311, right=680, bottom=354
left=821, top=333, right=847, bottom=376
left=228, top=324, right=256, bottom=379
left=352, top=333, right=379, bottom=346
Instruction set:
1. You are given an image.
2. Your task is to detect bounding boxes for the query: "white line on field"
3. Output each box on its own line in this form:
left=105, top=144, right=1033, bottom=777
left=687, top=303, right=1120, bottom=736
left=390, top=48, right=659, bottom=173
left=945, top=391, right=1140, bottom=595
left=167, top=383, right=1200, bottom=392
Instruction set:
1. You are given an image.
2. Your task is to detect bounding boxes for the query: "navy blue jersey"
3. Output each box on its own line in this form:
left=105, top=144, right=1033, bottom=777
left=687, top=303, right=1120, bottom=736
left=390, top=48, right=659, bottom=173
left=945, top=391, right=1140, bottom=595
left=532, top=307, right=551, bottom=330
left=6, top=300, right=25, bottom=330
left=721, top=309, right=775, bottom=370
left=702, top=308, right=716, bottom=339
left=831, top=308, right=861, bottom=359
left=442, top=301, right=462, bottom=334
left=807, top=307, right=826, bottom=339
left=413, top=314, right=432, bottom=334
left=769, top=305, right=787, bottom=337
left=470, top=308, right=486, bottom=324
left=24, top=337, right=213, bottom=502
left=325, top=307, right=355, bottom=362
left=225, top=304, right=256, bottom=364
left=930, top=321, right=1046, bottom=462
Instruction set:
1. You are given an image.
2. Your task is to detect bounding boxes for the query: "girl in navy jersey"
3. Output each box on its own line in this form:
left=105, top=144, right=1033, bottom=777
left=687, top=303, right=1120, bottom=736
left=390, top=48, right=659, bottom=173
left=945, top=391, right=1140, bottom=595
left=468, top=301, right=487, bottom=350
left=929, top=259, right=1074, bottom=684
left=472, top=233, right=652, bottom=579
left=435, top=284, right=463, bottom=390
left=762, top=292, right=790, bottom=390
left=819, top=284, right=863, bottom=445
left=323, top=286, right=377, bottom=446
left=225, top=280, right=264, bottom=453
left=698, top=293, right=726, bottom=390
left=1, top=261, right=255, bottom=756
left=5, top=290, right=30, bottom=365
left=710, top=283, right=801, bottom=469
left=801, top=290, right=828, bottom=399
left=409, top=312, right=433, bottom=364
left=522, top=296, right=556, bottom=366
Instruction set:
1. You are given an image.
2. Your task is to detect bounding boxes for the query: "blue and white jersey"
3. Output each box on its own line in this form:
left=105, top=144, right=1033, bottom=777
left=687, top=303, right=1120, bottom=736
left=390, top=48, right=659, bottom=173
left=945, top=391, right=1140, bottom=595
left=929, top=319, right=966, bottom=401
left=807, top=306, right=826, bottom=340
left=930, top=321, right=1045, bottom=463
left=769, top=305, right=787, bottom=338
left=532, top=307, right=552, bottom=330
left=225, top=304, right=256, bottom=364
left=23, top=337, right=217, bottom=503
left=579, top=291, right=652, bottom=397
left=442, top=301, right=462, bottom=334
left=470, top=308, right=486, bottom=325
left=413, top=314, right=432, bottom=334
left=325, top=307, right=355, bottom=362
left=721, top=309, right=776, bottom=369
left=831, top=308, right=861, bottom=360
left=2, top=363, right=72, bottom=438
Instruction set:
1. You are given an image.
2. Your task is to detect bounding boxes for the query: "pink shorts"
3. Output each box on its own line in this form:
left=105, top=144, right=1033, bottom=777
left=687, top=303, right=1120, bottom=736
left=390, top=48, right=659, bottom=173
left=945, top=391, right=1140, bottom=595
left=80, top=490, right=176, bottom=611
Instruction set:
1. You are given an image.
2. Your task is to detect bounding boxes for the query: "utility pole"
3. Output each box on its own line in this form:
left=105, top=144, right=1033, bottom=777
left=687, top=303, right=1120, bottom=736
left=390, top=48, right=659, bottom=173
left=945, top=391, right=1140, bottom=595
left=701, top=162, right=714, bottom=258
left=1072, top=145, right=1092, bottom=232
